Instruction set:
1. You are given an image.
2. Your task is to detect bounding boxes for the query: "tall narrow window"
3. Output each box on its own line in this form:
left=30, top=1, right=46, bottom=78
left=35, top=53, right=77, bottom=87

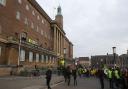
left=41, top=30, right=43, bottom=35
left=20, top=49, right=25, bottom=61
left=36, top=53, right=39, bottom=62
left=24, top=18, right=28, bottom=25
left=37, top=16, right=40, bottom=20
left=46, top=55, right=48, bottom=63
left=26, top=5, right=29, bottom=11
left=29, top=52, right=33, bottom=62
left=0, top=0, right=6, bottom=6
left=42, top=19, right=44, bottom=24
left=0, top=46, right=1, bottom=56
left=49, top=56, right=51, bottom=63
left=32, top=11, right=35, bottom=16
left=41, top=55, right=44, bottom=63
left=31, top=22, right=34, bottom=29
left=16, top=11, right=20, bottom=20
left=18, top=0, right=22, bottom=4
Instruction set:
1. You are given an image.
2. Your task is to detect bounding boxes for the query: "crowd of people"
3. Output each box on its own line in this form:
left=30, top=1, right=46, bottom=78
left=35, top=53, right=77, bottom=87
left=45, top=65, right=128, bottom=89
left=97, top=67, right=128, bottom=89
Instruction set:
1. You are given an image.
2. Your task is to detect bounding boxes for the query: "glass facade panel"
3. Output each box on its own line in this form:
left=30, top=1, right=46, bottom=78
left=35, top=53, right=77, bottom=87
left=20, top=49, right=25, bottom=61
left=36, top=53, right=39, bottom=62
left=29, top=52, right=33, bottom=62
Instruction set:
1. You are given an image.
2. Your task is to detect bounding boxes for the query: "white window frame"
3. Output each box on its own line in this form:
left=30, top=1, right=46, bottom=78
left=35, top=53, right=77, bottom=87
left=0, top=0, right=6, bottom=6
left=18, top=0, right=22, bottom=4
left=32, top=11, right=35, bottom=16
left=31, top=22, right=34, bottom=29
left=20, top=49, right=25, bottom=61
left=36, top=53, right=39, bottom=62
left=0, top=46, right=1, bottom=56
left=29, top=52, right=33, bottom=62
left=42, top=19, right=44, bottom=24
left=24, top=17, right=28, bottom=25
left=37, top=16, right=40, bottom=20
left=26, top=4, right=29, bottom=11
left=16, top=11, right=20, bottom=20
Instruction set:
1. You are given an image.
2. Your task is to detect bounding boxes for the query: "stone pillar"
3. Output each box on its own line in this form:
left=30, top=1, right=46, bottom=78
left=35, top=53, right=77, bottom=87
left=61, top=34, right=63, bottom=55
left=54, top=27, right=56, bottom=52
left=56, top=28, right=58, bottom=54
left=58, top=32, right=61, bottom=55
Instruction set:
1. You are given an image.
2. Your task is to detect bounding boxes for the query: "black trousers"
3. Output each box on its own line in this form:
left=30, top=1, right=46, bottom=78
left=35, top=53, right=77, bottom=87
left=74, top=77, right=77, bottom=86
left=99, top=78, right=104, bottom=89
left=46, top=79, right=51, bottom=89
left=109, top=78, right=113, bottom=89
left=67, top=77, right=71, bottom=86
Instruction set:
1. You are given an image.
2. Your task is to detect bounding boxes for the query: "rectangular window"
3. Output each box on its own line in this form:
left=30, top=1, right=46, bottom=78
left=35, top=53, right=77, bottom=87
left=0, top=0, right=6, bottom=6
left=16, top=11, right=20, bottom=20
left=53, top=57, right=55, bottom=63
left=24, top=17, right=28, bottom=25
left=29, top=52, right=33, bottom=62
left=41, top=55, right=44, bottom=63
left=46, top=55, right=48, bottom=63
left=36, top=53, right=39, bottom=62
left=31, top=22, right=34, bottom=29
left=48, top=56, right=51, bottom=63
left=26, top=5, right=29, bottom=10
left=18, top=0, right=22, bottom=4
left=0, top=46, right=1, bottom=56
left=32, top=11, right=35, bottom=16
left=20, top=49, right=25, bottom=61
left=41, top=30, right=43, bottom=35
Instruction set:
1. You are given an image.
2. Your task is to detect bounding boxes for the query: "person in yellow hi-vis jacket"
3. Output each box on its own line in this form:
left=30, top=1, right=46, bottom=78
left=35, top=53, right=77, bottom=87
left=114, top=67, right=121, bottom=88
left=107, top=68, right=114, bottom=89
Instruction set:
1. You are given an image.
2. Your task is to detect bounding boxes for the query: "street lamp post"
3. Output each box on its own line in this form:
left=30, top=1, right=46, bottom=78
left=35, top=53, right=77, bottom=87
left=112, top=47, right=116, bottom=68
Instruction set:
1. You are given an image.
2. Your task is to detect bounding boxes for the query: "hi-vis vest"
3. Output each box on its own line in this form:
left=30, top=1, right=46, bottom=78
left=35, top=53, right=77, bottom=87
left=108, top=70, right=112, bottom=79
left=114, top=70, right=120, bottom=79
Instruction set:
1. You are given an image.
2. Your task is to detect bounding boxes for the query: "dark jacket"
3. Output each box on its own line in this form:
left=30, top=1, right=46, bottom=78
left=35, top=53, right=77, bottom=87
left=46, top=69, right=52, bottom=80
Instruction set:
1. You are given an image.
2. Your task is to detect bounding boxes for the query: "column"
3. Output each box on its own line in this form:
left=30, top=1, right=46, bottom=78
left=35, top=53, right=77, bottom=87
left=56, top=29, right=58, bottom=54
left=54, top=27, right=56, bottom=52
left=61, top=34, right=63, bottom=55
left=58, top=32, right=60, bottom=55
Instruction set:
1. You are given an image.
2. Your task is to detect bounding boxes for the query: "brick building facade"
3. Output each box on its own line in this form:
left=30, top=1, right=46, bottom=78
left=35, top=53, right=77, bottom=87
left=0, top=0, right=73, bottom=75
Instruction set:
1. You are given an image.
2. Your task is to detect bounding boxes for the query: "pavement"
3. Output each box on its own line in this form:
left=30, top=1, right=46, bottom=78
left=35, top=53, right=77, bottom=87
left=52, top=77, right=110, bottom=89
left=0, top=75, right=111, bottom=89
left=0, top=74, right=64, bottom=89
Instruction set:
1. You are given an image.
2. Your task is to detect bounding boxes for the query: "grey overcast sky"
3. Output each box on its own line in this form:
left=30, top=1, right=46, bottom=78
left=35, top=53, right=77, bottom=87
left=36, top=0, right=128, bottom=58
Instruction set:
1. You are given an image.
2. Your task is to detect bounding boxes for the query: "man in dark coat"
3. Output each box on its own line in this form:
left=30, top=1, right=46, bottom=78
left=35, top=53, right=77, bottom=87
left=72, top=68, right=77, bottom=86
left=97, top=68, right=104, bottom=89
left=66, top=66, right=71, bottom=86
left=46, top=68, right=52, bottom=89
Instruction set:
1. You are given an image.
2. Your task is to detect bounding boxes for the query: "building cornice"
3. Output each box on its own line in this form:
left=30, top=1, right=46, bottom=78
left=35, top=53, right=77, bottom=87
left=28, top=0, right=52, bottom=23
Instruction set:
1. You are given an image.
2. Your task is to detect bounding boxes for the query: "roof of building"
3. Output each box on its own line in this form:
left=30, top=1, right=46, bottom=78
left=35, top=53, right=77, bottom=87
left=79, top=57, right=89, bottom=61
left=28, top=0, right=52, bottom=23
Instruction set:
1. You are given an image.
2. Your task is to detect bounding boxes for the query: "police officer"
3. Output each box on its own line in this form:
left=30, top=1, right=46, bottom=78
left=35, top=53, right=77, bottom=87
left=114, top=67, right=120, bottom=88
left=107, top=68, right=114, bottom=89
